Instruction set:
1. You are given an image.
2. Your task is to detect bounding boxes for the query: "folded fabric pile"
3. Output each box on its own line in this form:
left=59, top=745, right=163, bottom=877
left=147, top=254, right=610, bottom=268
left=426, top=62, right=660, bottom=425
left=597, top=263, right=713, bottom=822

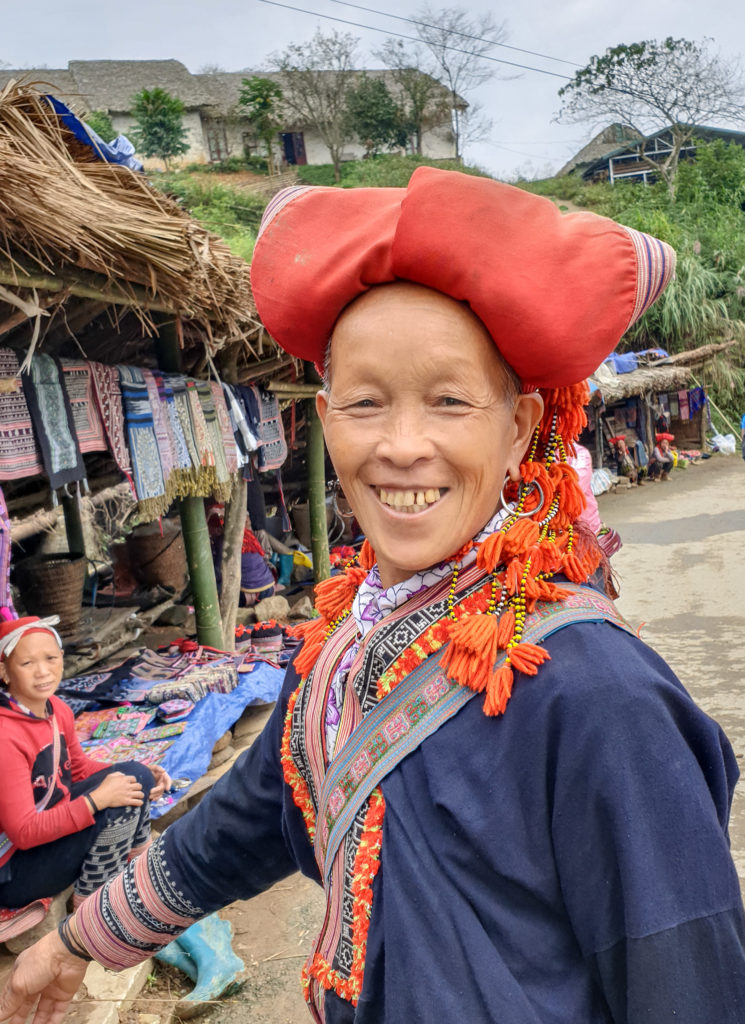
left=157, top=699, right=195, bottom=724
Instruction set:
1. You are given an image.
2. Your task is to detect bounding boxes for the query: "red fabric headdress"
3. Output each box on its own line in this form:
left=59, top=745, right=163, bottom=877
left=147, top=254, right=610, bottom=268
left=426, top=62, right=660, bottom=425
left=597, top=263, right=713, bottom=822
left=251, top=167, right=676, bottom=387
left=0, top=616, right=62, bottom=660
left=656, top=432, right=675, bottom=442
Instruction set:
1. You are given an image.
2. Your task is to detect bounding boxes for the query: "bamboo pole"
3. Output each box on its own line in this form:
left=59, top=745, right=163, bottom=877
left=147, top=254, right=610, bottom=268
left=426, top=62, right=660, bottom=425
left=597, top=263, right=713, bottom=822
left=267, top=380, right=320, bottom=398
left=219, top=474, right=246, bottom=651
left=218, top=334, right=246, bottom=651
left=155, top=316, right=224, bottom=648
left=0, top=263, right=176, bottom=314
left=304, top=363, right=330, bottom=583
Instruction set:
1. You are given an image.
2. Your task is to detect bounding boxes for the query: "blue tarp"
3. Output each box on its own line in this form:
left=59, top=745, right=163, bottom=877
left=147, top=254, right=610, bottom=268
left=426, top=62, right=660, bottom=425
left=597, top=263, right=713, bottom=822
left=151, top=661, right=283, bottom=818
left=604, top=348, right=670, bottom=375
left=44, top=94, right=143, bottom=172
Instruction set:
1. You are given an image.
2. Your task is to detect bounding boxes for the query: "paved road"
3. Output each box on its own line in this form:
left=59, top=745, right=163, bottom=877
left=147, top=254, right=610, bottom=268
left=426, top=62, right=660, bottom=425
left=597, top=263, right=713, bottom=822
left=599, top=453, right=745, bottom=886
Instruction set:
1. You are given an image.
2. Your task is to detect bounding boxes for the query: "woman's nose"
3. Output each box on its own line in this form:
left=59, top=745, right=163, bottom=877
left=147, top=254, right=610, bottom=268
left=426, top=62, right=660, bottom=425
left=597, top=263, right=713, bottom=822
left=375, top=408, right=435, bottom=465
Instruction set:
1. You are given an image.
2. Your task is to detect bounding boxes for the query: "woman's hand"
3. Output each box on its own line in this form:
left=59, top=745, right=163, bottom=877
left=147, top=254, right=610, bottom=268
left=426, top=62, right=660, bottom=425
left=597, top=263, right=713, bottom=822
left=89, top=771, right=144, bottom=810
left=148, top=764, right=171, bottom=801
left=0, top=929, right=88, bottom=1024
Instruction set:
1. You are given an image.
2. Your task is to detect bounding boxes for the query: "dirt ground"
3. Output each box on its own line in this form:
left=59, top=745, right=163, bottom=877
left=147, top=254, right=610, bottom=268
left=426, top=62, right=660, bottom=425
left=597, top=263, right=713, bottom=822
left=125, top=452, right=745, bottom=1023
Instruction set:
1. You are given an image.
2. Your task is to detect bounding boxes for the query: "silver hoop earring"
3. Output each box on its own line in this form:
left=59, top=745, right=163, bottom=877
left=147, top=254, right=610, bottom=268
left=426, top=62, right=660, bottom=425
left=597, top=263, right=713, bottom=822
left=500, top=480, right=544, bottom=519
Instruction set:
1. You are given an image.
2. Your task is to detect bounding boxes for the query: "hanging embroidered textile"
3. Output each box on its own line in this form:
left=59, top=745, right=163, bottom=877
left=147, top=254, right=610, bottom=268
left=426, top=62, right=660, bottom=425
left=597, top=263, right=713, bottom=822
left=196, top=381, right=232, bottom=500
left=185, top=379, right=215, bottom=469
left=88, top=361, right=133, bottom=483
left=59, top=360, right=107, bottom=454
left=254, top=384, right=287, bottom=471
left=0, top=349, right=42, bottom=480
left=22, top=353, right=85, bottom=490
left=167, top=374, right=202, bottom=475
left=153, top=372, right=193, bottom=497
left=118, top=365, right=168, bottom=520
left=210, top=381, right=238, bottom=476
left=142, top=369, right=175, bottom=491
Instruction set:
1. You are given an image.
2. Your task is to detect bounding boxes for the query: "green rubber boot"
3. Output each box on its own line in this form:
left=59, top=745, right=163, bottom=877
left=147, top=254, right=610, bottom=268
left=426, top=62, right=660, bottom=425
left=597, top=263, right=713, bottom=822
left=154, top=937, right=197, bottom=982
left=173, top=914, right=246, bottom=1019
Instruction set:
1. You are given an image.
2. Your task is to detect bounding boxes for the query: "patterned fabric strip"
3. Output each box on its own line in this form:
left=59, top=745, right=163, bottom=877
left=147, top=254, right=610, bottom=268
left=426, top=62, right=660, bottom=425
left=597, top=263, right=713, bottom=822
left=75, top=838, right=203, bottom=969
left=255, top=385, right=287, bottom=471
left=155, top=374, right=191, bottom=472
left=118, top=366, right=167, bottom=517
left=196, top=381, right=230, bottom=488
left=168, top=375, right=202, bottom=472
left=185, top=381, right=214, bottom=467
left=142, top=369, right=174, bottom=488
left=22, top=353, right=85, bottom=489
left=88, top=361, right=132, bottom=479
left=620, top=225, right=676, bottom=330
left=0, top=348, right=42, bottom=479
left=211, top=381, right=239, bottom=475
left=256, top=185, right=313, bottom=241
left=59, top=360, right=107, bottom=454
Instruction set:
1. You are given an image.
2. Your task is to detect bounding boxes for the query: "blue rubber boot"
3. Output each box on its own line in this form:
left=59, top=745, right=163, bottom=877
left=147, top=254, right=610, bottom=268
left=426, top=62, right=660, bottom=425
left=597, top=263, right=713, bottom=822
left=154, top=937, right=197, bottom=982
left=173, top=914, right=246, bottom=1019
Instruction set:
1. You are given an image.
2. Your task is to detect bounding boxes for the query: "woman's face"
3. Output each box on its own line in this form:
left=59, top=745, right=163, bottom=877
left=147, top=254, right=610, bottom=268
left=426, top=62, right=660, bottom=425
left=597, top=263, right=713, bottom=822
left=317, top=283, right=544, bottom=588
left=1, top=632, right=63, bottom=717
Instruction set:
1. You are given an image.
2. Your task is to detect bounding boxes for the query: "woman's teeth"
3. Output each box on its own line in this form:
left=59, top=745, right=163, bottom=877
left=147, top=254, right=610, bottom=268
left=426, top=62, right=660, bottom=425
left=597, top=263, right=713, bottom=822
left=378, top=488, right=441, bottom=513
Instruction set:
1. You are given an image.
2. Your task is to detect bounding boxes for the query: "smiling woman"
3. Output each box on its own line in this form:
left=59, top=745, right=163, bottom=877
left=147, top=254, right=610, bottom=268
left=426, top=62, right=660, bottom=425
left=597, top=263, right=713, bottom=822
left=3, top=168, right=745, bottom=1024
left=317, top=282, right=543, bottom=587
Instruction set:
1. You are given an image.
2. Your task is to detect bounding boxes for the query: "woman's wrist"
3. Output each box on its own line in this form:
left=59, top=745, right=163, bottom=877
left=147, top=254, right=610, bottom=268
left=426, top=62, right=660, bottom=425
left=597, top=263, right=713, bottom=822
left=57, top=915, right=93, bottom=962
left=85, top=793, right=99, bottom=814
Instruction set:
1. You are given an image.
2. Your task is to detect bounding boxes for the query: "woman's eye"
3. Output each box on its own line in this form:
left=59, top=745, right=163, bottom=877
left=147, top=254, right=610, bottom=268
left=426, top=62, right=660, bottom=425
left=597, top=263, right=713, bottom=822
left=438, top=396, right=466, bottom=407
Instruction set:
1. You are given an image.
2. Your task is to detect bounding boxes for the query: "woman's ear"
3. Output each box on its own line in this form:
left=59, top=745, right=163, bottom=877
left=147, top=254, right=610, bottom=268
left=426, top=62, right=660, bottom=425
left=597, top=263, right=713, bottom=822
left=316, top=390, right=330, bottom=431
left=506, top=392, right=544, bottom=481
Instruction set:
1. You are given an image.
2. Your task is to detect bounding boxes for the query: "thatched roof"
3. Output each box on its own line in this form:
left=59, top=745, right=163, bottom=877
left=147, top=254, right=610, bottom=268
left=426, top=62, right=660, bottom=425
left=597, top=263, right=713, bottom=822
left=590, top=364, right=693, bottom=403
left=68, top=59, right=205, bottom=113
left=0, top=80, right=267, bottom=356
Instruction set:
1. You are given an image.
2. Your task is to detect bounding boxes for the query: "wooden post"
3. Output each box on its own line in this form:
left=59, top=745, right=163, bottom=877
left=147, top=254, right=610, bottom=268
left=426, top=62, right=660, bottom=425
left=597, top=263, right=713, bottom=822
left=218, top=346, right=246, bottom=651
left=304, top=363, right=330, bottom=583
left=155, top=315, right=224, bottom=649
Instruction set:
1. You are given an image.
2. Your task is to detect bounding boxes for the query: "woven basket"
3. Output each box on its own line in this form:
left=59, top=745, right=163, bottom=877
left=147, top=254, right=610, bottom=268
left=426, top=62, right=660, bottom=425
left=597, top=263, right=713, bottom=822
left=14, top=554, right=87, bottom=636
left=126, top=519, right=187, bottom=591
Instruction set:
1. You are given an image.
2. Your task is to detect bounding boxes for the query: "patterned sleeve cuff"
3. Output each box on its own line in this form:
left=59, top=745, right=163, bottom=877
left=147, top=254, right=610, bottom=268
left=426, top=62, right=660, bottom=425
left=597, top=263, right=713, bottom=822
left=75, top=835, right=204, bottom=969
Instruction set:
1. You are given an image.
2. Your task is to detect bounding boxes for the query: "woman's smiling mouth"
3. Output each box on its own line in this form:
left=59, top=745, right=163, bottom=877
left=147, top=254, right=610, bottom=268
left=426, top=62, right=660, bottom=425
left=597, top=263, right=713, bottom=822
left=375, top=487, right=444, bottom=514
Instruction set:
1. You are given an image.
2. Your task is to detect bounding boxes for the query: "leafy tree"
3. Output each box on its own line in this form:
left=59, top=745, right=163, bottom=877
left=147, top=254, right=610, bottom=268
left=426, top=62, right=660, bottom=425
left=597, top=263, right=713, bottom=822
left=557, top=38, right=745, bottom=197
left=239, top=76, right=284, bottom=174
left=85, top=110, right=114, bottom=142
left=411, top=5, right=507, bottom=160
left=375, top=39, right=450, bottom=154
left=129, top=87, right=190, bottom=170
left=345, top=76, right=407, bottom=156
left=269, top=29, right=359, bottom=182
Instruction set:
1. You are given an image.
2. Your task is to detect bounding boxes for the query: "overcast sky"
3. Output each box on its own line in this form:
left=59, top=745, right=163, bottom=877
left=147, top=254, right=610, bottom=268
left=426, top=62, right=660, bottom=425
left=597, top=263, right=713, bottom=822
left=3, top=0, right=744, bottom=179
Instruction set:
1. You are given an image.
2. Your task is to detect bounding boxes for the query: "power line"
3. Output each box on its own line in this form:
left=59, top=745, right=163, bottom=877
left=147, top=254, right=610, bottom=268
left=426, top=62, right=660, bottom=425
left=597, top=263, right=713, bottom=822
left=327, top=0, right=582, bottom=68
left=256, top=0, right=573, bottom=80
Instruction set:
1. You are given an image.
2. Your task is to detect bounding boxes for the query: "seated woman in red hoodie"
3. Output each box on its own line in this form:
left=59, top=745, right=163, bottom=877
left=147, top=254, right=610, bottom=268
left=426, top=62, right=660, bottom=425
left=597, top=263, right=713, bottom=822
left=0, top=616, right=170, bottom=938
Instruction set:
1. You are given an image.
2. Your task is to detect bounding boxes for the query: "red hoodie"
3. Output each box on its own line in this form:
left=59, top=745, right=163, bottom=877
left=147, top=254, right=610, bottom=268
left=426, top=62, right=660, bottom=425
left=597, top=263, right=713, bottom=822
left=0, top=694, right=101, bottom=867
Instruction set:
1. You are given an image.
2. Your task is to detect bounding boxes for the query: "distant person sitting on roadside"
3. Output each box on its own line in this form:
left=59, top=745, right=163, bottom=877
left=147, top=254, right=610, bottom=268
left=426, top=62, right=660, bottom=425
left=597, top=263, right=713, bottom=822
left=649, top=433, right=675, bottom=480
left=610, top=435, right=646, bottom=485
left=0, top=616, right=169, bottom=942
